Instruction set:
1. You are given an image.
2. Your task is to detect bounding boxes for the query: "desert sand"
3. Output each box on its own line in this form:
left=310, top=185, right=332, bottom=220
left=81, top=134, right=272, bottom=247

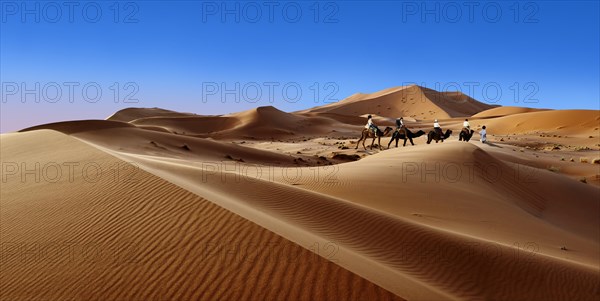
left=2, top=85, right=599, bottom=300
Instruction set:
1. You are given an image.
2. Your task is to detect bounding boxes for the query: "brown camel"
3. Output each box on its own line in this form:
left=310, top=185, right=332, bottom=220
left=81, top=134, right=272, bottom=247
left=356, top=126, right=393, bottom=150
left=426, top=129, right=452, bottom=144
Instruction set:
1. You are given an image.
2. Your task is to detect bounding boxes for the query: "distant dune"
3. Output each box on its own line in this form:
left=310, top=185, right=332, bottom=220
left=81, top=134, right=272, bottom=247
left=299, top=85, right=497, bottom=120
left=104, top=105, right=355, bottom=140
left=2, top=85, right=599, bottom=300
left=107, top=107, right=197, bottom=122
left=472, top=106, right=550, bottom=118
left=19, top=119, right=135, bottom=134
left=481, top=109, right=599, bottom=135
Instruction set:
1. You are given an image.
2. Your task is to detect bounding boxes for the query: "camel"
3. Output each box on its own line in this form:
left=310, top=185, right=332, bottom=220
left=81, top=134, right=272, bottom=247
left=388, top=128, right=426, bottom=148
left=356, top=126, right=393, bottom=150
left=426, top=129, right=452, bottom=144
left=458, top=128, right=475, bottom=142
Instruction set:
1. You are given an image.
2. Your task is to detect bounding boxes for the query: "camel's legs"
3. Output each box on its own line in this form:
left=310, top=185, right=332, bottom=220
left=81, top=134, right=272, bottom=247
left=388, top=132, right=396, bottom=149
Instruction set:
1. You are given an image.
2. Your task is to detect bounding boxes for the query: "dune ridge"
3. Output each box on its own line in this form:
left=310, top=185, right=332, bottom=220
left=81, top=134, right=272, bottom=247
left=91, top=138, right=599, bottom=300
left=0, top=130, right=401, bottom=301
left=107, top=107, right=197, bottom=122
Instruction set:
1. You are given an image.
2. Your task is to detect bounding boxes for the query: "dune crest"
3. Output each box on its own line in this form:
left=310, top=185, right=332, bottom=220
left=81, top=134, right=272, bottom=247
left=299, top=85, right=497, bottom=120
left=107, top=107, right=197, bottom=122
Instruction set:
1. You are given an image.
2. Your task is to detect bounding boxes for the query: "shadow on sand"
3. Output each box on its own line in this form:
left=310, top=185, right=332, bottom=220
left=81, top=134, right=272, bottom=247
left=481, top=141, right=502, bottom=148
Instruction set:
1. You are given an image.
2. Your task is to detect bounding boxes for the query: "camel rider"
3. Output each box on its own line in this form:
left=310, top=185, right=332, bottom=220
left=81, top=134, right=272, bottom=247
left=463, top=119, right=471, bottom=131
left=365, top=115, right=377, bottom=134
left=434, top=119, right=443, bottom=137
left=396, top=117, right=404, bottom=129
left=396, top=117, right=407, bottom=136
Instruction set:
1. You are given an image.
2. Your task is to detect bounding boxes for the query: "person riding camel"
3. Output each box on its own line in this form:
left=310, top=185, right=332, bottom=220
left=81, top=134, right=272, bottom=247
left=433, top=119, right=443, bottom=137
left=365, top=115, right=377, bottom=134
left=396, top=117, right=407, bottom=136
left=463, top=119, right=470, bottom=130
left=462, top=118, right=471, bottom=135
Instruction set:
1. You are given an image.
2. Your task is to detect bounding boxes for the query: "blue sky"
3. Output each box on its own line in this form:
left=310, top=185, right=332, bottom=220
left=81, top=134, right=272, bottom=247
left=1, top=1, right=599, bottom=132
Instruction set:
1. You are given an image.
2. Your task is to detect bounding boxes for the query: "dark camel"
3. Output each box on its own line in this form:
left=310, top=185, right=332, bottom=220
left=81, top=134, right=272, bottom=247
left=458, top=128, right=475, bottom=142
left=388, top=128, right=426, bottom=148
left=356, top=126, right=393, bottom=150
left=426, top=129, right=452, bottom=144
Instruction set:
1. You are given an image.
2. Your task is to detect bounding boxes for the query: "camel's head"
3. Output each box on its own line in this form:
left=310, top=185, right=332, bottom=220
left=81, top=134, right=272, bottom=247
left=415, top=130, right=426, bottom=136
left=383, top=127, right=393, bottom=135
left=446, top=129, right=453, bottom=137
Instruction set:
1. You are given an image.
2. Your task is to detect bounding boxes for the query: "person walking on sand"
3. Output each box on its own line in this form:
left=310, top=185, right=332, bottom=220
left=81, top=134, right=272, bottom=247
left=480, top=125, right=487, bottom=143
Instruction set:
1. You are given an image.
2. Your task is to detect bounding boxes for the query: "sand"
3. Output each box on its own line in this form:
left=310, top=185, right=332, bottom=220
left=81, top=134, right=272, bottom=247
left=0, top=130, right=400, bottom=301
left=2, top=85, right=599, bottom=300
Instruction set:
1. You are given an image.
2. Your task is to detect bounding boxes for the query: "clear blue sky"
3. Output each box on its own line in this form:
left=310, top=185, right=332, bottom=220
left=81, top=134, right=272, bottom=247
left=1, top=1, right=599, bottom=132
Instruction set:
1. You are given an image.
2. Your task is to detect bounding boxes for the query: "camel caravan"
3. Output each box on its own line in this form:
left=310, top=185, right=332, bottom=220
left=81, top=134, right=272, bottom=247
left=356, top=115, right=485, bottom=151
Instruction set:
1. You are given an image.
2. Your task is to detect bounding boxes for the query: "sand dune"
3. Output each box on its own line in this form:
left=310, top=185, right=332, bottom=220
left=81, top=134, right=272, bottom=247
left=98, top=139, right=599, bottom=300
left=0, top=130, right=400, bottom=301
left=111, top=106, right=357, bottom=140
left=15, top=119, right=357, bottom=166
left=480, top=109, right=599, bottom=135
left=107, top=107, right=197, bottom=122
left=218, top=106, right=337, bottom=138
left=300, top=85, right=497, bottom=120
left=131, top=116, right=242, bottom=135
left=41, top=122, right=305, bottom=165
left=420, top=87, right=498, bottom=118
left=19, top=119, right=135, bottom=134
left=472, top=106, right=550, bottom=118
left=3, top=85, right=599, bottom=301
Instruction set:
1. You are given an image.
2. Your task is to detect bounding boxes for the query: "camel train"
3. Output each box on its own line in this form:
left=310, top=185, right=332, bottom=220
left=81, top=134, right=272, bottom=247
left=356, top=116, right=474, bottom=150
